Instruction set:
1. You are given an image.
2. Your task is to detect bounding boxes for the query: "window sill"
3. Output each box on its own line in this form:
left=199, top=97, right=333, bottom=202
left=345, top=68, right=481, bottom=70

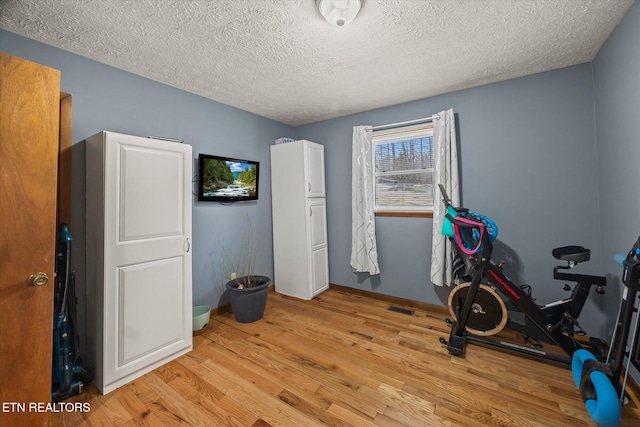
left=375, top=211, right=433, bottom=218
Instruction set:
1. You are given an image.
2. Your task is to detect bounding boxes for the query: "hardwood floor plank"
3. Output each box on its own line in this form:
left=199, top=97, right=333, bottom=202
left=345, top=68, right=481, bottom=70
left=203, top=332, right=337, bottom=418
left=508, top=401, right=591, bottom=427
left=216, top=325, right=389, bottom=418
left=276, top=389, right=346, bottom=427
left=371, top=411, right=409, bottom=427
left=401, top=382, right=461, bottom=414
left=382, top=404, right=453, bottom=427
left=205, top=325, right=326, bottom=399
left=197, top=342, right=285, bottom=396
left=116, top=387, right=168, bottom=427
left=96, top=393, right=133, bottom=425
left=176, top=355, right=261, bottom=426
left=432, top=405, right=491, bottom=427
left=199, top=357, right=326, bottom=427
left=376, top=382, right=436, bottom=421
left=51, top=289, right=640, bottom=426
left=159, top=359, right=228, bottom=402
left=325, top=402, right=378, bottom=426
left=145, top=372, right=223, bottom=426
left=125, top=377, right=194, bottom=426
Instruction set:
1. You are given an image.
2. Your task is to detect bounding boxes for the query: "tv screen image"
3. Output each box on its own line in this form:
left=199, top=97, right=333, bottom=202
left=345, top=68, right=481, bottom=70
left=198, top=154, right=259, bottom=202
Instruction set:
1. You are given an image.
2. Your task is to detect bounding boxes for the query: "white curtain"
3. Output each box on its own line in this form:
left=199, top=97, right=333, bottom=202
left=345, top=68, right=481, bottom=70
left=350, top=125, right=380, bottom=275
left=430, top=109, right=460, bottom=286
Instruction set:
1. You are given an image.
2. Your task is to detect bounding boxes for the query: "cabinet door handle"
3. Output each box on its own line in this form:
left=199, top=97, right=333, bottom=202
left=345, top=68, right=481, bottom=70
left=310, top=207, right=312, bottom=216
left=184, top=238, right=191, bottom=252
left=308, top=183, right=311, bottom=193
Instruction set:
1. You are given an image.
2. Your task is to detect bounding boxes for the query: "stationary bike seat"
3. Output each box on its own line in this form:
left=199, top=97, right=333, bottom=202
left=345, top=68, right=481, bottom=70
left=552, top=246, right=590, bottom=263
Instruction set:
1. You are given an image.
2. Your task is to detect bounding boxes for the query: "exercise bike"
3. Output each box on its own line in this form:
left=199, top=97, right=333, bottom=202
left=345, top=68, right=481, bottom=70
left=436, top=186, right=640, bottom=426
left=437, top=185, right=607, bottom=364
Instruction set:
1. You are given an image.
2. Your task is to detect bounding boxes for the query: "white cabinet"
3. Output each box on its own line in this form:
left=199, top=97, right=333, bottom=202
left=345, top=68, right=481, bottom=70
left=271, top=140, right=329, bottom=300
left=86, top=131, right=193, bottom=394
left=306, top=143, right=325, bottom=197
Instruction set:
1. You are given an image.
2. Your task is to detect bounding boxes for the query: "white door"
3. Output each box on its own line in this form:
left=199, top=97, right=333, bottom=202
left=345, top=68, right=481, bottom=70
left=307, top=199, right=328, bottom=296
left=308, top=199, right=327, bottom=249
left=103, top=132, right=192, bottom=390
left=311, top=247, right=329, bottom=296
left=305, top=143, right=325, bottom=197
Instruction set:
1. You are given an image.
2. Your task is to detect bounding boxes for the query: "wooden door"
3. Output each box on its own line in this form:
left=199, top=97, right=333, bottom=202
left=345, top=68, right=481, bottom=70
left=0, top=53, right=60, bottom=426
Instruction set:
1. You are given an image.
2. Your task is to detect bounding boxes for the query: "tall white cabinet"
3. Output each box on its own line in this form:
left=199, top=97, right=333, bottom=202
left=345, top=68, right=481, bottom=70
left=85, top=131, right=193, bottom=394
left=271, top=140, right=329, bottom=300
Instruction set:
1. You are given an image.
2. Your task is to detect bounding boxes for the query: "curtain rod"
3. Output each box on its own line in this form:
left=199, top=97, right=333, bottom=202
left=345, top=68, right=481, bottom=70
left=371, top=114, right=440, bottom=131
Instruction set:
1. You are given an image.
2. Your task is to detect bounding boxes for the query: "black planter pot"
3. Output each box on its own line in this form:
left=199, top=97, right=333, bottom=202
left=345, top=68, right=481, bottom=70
left=225, top=275, right=271, bottom=323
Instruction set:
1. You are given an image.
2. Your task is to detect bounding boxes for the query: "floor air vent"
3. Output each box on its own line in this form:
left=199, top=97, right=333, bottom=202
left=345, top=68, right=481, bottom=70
left=387, top=306, right=415, bottom=316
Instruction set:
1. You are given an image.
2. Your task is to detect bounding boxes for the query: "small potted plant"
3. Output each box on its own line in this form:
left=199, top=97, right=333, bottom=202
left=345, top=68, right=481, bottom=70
left=222, top=218, right=271, bottom=323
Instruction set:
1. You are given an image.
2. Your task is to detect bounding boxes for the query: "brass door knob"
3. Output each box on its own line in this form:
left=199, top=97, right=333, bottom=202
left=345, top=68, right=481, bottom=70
left=29, top=272, right=49, bottom=287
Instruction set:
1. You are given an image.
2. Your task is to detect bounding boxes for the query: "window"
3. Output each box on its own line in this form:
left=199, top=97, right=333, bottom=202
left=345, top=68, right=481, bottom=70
left=372, top=123, right=434, bottom=216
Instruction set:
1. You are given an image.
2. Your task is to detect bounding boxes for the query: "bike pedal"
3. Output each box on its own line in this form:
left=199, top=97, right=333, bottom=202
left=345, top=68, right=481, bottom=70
left=523, top=336, right=544, bottom=349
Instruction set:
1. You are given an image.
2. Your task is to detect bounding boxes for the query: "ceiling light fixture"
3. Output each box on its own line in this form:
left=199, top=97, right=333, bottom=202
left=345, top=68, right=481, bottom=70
left=316, top=0, right=363, bottom=27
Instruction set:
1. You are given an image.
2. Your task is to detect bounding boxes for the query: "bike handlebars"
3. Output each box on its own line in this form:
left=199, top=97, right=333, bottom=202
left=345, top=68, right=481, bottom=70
left=438, top=184, right=451, bottom=205
left=615, top=236, right=640, bottom=291
left=445, top=212, right=483, bottom=232
left=614, top=235, right=640, bottom=267
left=614, top=253, right=627, bottom=267
left=439, top=184, right=478, bottom=233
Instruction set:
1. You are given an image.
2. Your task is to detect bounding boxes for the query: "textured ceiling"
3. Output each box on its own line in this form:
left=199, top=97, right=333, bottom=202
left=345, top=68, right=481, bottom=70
left=0, top=0, right=633, bottom=126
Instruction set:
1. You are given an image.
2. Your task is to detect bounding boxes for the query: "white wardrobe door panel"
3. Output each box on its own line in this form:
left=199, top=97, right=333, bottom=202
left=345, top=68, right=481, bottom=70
left=311, top=247, right=328, bottom=295
left=308, top=200, right=327, bottom=249
left=109, top=236, right=189, bottom=270
left=117, top=257, right=184, bottom=366
left=118, top=144, right=185, bottom=241
left=305, top=143, right=325, bottom=197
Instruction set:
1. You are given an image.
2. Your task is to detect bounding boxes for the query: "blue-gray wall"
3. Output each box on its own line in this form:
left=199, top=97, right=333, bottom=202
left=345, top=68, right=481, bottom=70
left=296, top=63, right=605, bottom=331
left=594, top=0, right=640, bottom=282
left=593, top=0, right=640, bottom=378
left=0, top=30, right=293, bottom=315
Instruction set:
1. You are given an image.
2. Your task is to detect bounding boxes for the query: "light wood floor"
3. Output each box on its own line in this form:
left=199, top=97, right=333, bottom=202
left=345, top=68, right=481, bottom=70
left=53, top=288, right=640, bottom=426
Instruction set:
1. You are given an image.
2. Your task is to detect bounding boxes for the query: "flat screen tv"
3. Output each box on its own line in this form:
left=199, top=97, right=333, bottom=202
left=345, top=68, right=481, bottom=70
left=197, top=153, right=259, bottom=202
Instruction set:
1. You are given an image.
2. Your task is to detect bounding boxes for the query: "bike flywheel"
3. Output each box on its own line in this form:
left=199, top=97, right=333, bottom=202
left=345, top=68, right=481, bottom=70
left=448, top=283, right=508, bottom=336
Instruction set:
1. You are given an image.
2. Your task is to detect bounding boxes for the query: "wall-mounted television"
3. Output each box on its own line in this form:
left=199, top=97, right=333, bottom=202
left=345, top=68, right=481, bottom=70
left=197, top=153, right=259, bottom=202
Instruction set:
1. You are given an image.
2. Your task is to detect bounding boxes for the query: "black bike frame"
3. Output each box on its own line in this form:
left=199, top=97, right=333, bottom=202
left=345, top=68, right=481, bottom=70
left=443, top=213, right=587, bottom=364
left=448, top=259, right=585, bottom=363
left=553, top=268, right=606, bottom=319
left=608, top=254, right=640, bottom=386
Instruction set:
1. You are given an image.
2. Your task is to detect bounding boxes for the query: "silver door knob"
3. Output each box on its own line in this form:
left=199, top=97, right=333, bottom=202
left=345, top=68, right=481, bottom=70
left=29, top=272, right=49, bottom=287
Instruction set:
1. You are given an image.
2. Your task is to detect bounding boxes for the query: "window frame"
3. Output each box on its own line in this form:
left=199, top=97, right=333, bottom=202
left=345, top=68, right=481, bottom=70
left=372, top=123, right=435, bottom=218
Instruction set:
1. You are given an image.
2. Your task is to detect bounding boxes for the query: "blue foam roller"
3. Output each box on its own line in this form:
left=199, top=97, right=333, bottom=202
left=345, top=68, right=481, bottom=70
left=571, top=350, right=621, bottom=427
